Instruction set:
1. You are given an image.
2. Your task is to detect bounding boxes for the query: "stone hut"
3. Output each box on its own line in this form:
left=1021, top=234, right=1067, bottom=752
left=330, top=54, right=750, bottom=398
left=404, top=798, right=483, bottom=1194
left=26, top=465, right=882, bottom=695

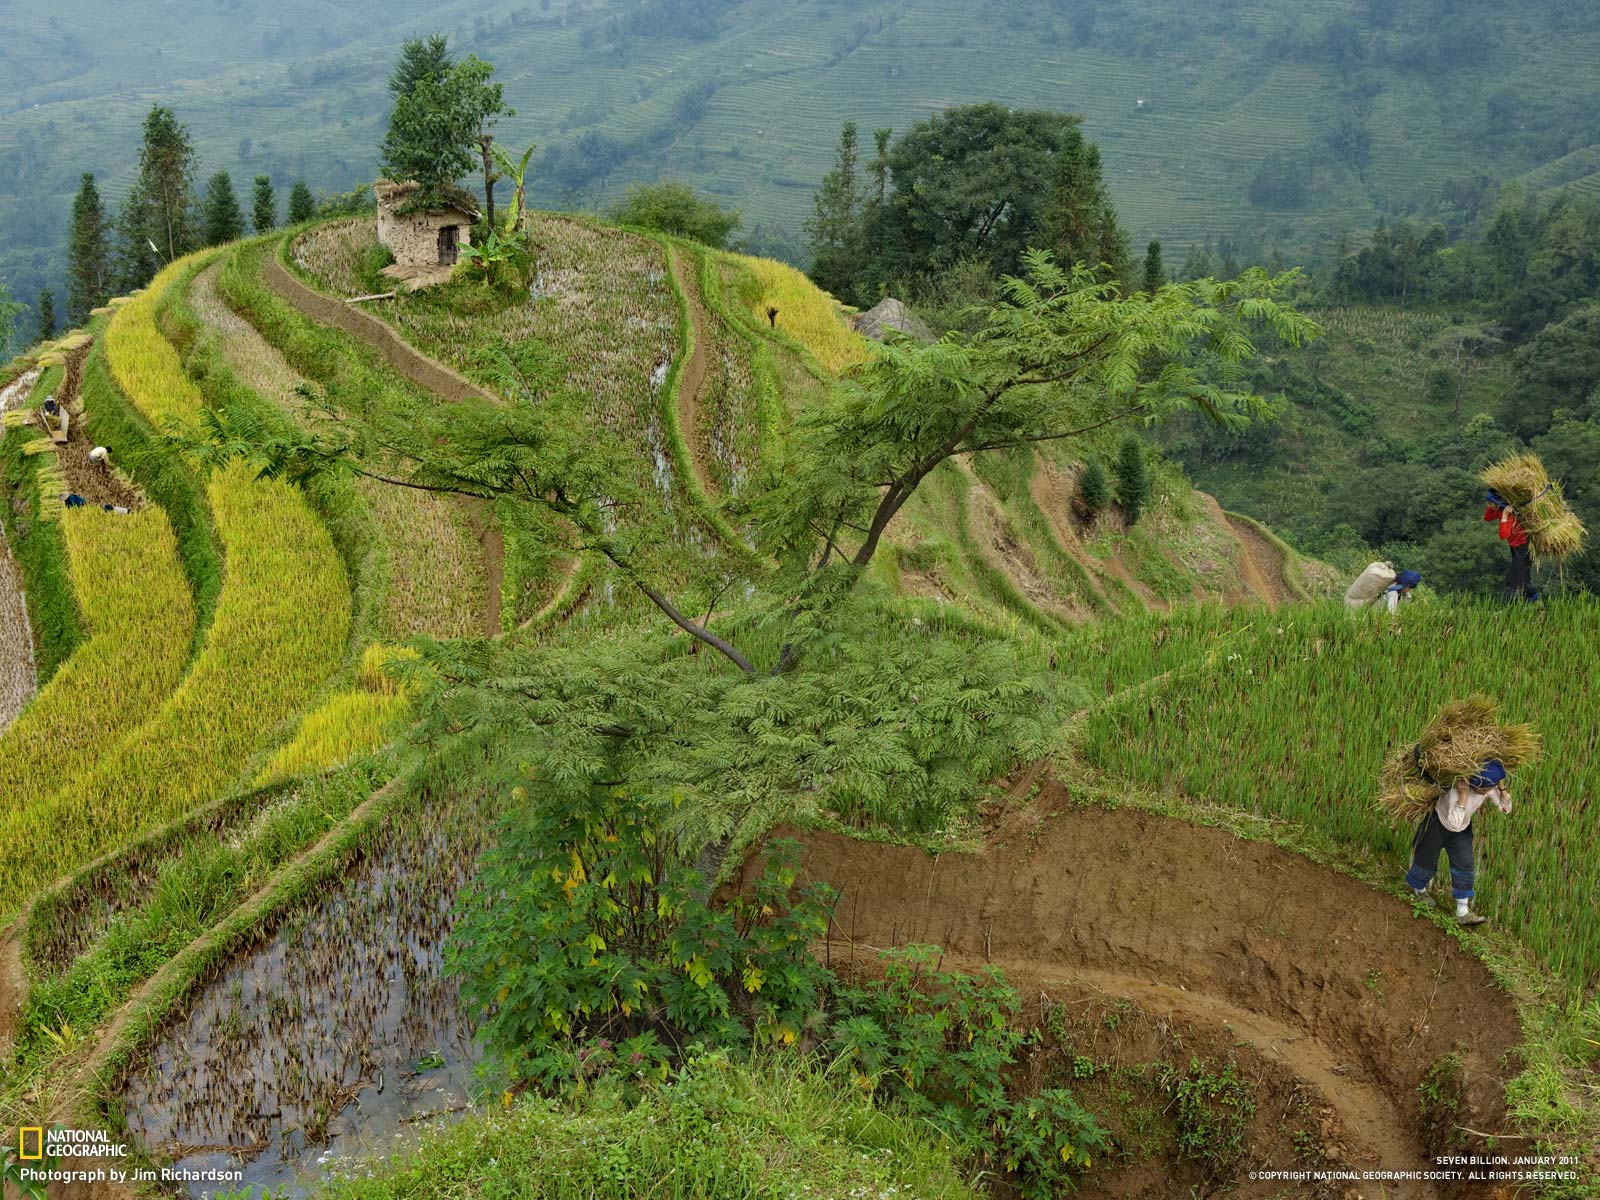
left=373, top=180, right=477, bottom=271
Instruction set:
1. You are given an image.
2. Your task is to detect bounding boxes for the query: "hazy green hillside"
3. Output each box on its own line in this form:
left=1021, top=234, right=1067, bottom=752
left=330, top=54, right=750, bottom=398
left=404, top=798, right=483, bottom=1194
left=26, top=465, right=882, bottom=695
left=6, top=0, right=1600, bottom=324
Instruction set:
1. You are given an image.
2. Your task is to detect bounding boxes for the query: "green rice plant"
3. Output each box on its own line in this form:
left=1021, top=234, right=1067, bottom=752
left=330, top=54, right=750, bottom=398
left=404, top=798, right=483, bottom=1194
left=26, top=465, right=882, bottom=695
left=0, top=426, right=83, bottom=682
left=14, top=761, right=380, bottom=1068
left=219, top=240, right=495, bottom=638
left=313, top=1053, right=982, bottom=1200
left=1079, top=598, right=1600, bottom=988
left=0, top=508, right=193, bottom=834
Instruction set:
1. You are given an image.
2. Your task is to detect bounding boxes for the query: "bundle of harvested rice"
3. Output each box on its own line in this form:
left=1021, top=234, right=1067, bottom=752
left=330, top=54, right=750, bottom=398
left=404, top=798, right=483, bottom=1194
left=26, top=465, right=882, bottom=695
left=1482, top=453, right=1587, bottom=561
left=1377, top=694, right=1539, bottom=824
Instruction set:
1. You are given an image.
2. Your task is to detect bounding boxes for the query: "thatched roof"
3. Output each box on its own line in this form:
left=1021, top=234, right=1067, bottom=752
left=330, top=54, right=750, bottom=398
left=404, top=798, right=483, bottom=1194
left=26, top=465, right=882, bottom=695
left=373, top=178, right=479, bottom=219
left=853, top=297, right=934, bottom=344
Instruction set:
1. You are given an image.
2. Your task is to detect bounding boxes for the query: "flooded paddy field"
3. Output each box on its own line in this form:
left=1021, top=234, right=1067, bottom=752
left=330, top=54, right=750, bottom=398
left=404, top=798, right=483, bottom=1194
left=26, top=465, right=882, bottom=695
left=120, top=788, right=499, bottom=1198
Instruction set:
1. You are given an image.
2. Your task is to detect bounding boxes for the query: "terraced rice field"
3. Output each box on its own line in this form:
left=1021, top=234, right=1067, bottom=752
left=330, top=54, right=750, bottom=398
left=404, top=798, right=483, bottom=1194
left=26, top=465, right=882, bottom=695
left=1070, top=599, right=1600, bottom=988
left=0, top=254, right=351, bottom=909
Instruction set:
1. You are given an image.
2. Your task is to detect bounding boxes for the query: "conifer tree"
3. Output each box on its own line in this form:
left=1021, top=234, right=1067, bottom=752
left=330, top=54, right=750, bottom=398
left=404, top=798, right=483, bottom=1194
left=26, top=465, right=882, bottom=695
left=1142, top=240, right=1165, bottom=294
left=1114, top=435, right=1150, bottom=526
left=66, top=173, right=112, bottom=323
left=251, top=175, right=277, bottom=233
left=287, top=180, right=316, bottom=224
left=387, top=32, right=453, bottom=98
left=122, top=105, right=199, bottom=280
left=202, top=171, right=244, bottom=245
left=34, top=289, right=56, bottom=343
left=805, top=121, right=863, bottom=301
left=1078, top=457, right=1109, bottom=516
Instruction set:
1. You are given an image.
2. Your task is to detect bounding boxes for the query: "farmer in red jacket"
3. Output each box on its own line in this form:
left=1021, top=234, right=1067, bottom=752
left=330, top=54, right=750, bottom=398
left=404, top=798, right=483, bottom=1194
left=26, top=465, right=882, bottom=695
left=1485, top=490, right=1537, bottom=602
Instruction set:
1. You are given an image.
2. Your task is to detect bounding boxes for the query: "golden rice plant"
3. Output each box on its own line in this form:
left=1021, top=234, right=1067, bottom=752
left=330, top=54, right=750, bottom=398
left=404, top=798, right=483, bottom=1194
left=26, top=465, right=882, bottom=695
left=0, top=252, right=353, bottom=911
left=103, top=258, right=207, bottom=432
left=0, top=508, right=194, bottom=820
left=726, top=253, right=873, bottom=375
left=252, top=689, right=408, bottom=787
left=358, top=642, right=424, bottom=695
left=1481, top=453, right=1587, bottom=561
left=0, top=462, right=351, bottom=910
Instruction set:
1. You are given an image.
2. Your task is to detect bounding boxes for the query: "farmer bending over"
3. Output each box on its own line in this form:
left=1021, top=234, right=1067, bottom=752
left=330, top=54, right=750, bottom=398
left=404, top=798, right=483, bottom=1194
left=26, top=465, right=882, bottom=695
left=1405, top=759, right=1511, bottom=927
left=1484, top=490, right=1536, bottom=602
left=1383, top=569, right=1420, bottom=613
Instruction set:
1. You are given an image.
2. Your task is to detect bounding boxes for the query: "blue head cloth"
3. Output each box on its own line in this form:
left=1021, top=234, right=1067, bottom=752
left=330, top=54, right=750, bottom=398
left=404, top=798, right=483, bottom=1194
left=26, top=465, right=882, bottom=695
left=1468, top=759, right=1507, bottom=790
left=1395, top=569, right=1421, bottom=588
left=63, top=493, right=87, bottom=508
left=1485, top=489, right=1506, bottom=507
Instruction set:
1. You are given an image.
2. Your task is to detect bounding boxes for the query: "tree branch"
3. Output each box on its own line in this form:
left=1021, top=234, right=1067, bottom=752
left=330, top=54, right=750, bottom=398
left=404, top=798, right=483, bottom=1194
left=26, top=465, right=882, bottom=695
left=633, top=577, right=756, bottom=675
left=962, top=400, right=1152, bottom=453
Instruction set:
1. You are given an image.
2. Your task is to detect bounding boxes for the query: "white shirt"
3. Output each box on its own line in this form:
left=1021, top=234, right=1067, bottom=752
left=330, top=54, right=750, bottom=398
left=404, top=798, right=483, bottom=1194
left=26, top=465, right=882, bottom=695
left=1435, top=781, right=1512, bottom=833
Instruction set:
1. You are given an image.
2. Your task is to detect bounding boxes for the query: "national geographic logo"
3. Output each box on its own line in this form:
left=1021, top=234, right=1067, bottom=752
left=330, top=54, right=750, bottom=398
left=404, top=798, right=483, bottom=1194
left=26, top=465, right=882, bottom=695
left=17, top=1125, right=43, bottom=1159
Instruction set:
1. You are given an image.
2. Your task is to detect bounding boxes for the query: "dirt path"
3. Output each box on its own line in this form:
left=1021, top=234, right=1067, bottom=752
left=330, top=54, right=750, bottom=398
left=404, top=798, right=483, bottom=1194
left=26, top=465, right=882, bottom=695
left=0, top=516, right=33, bottom=731
left=959, top=460, right=1089, bottom=623
left=1025, top=458, right=1122, bottom=614
left=666, top=247, right=718, bottom=498
left=1216, top=500, right=1292, bottom=608
left=0, top=915, right=26, bottom=1055
left=739, top=784, right=1523, bottom=1199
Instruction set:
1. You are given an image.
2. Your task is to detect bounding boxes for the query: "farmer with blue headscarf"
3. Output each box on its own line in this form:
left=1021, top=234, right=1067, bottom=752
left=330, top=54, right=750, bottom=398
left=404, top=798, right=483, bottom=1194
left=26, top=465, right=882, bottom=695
left=1382, top=569, right=1421, bottom=613
left=1405, top=759, right=1512, bottom=927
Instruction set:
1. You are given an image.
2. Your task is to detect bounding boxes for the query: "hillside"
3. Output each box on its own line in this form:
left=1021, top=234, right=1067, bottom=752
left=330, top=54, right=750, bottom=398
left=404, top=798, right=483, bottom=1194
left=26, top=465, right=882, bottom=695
left=0, top=215, right=1595, bottom=1199
left=7, top=0, right=1600, bottom=319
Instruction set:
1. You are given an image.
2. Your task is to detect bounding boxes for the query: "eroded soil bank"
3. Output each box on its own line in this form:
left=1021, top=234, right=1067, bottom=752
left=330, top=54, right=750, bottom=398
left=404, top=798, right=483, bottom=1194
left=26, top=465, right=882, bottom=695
left=739, top=782, right=1523, bottom=1199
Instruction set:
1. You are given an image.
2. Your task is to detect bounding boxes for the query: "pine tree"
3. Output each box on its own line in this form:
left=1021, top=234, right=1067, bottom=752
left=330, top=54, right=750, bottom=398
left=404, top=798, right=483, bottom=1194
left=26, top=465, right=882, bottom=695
left=287, top=180, right=316, bottom=224
left=804, top=121, right=863, bottom=301
left=1142, top=239, right=1165, bottom=294
left=202, top=171, right=244, bottom=245
left=114, top=200, right=159, bottom=292
left=1114, top=435, right=1150, bottom=526
left=126, top=105, right=199, bottom=273
left=34, top=289, right=56, bottom=344
left=1078, top=457, right=1109, bottom=516
left=66, top=173, right=112, bottom=323
left=387, top=32, right=453, bottom=97
left=251, top=175, right=277, bottom=233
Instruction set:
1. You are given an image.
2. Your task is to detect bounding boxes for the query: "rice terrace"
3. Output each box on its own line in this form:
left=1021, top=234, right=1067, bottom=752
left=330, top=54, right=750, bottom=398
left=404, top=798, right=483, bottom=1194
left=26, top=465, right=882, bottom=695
left=3, top=4, right=1600, bottom=1199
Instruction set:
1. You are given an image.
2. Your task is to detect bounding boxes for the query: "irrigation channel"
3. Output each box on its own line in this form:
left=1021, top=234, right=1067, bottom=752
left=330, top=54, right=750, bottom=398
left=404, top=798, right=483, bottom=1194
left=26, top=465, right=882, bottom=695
left=119, top=790, right=497, bottom=1197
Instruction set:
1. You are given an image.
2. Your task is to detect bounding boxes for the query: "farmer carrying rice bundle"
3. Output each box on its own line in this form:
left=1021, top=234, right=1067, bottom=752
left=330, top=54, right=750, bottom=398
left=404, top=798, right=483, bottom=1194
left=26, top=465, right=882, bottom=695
left=1482, top=454, right=1586, bottom=601
left=1379, top=695, right=1539, bottom=926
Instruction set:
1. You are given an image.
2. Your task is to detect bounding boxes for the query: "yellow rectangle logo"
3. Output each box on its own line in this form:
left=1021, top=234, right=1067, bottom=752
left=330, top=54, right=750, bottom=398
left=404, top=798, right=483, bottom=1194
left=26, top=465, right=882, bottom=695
left=18, top=1126, right=43, bottom=1159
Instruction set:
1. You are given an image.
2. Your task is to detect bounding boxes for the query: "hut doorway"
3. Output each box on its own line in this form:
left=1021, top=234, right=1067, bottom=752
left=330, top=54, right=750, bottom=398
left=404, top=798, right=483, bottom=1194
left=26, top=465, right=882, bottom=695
left=437, top=225, right=461, bottom=266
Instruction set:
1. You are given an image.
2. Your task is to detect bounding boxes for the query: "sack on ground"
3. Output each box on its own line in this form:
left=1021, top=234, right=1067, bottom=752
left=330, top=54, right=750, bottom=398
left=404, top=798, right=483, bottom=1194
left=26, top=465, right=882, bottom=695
left=1343, top=562, right=1395, bottom=609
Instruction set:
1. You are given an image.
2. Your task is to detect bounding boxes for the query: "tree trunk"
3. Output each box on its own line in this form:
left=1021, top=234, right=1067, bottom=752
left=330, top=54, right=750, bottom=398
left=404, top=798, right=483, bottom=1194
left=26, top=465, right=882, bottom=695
left=479, top=135, right=497, bottom=228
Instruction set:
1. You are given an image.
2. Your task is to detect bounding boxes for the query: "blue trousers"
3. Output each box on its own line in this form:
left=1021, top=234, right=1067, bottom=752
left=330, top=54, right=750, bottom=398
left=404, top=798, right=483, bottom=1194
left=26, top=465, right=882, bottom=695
left=1405, top=810, right=1474, bottom=899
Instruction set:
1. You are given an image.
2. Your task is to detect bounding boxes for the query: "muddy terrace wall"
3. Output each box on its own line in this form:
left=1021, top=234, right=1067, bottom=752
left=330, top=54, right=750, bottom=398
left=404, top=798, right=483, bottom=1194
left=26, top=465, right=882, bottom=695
left=118, top=787, right=499, bottom=1196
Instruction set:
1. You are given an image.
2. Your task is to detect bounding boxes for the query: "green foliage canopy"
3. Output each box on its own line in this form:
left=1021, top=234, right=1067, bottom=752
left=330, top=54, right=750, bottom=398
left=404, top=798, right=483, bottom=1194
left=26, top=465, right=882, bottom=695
left=610, top=181, right=742, bottom=249
left=808, top=104, right=1129, bottom=305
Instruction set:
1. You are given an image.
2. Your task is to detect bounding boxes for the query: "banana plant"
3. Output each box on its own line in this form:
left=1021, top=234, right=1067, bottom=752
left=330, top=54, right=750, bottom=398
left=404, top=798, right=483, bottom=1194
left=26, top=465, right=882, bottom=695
left=490, top=142, right=537, bottom=236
